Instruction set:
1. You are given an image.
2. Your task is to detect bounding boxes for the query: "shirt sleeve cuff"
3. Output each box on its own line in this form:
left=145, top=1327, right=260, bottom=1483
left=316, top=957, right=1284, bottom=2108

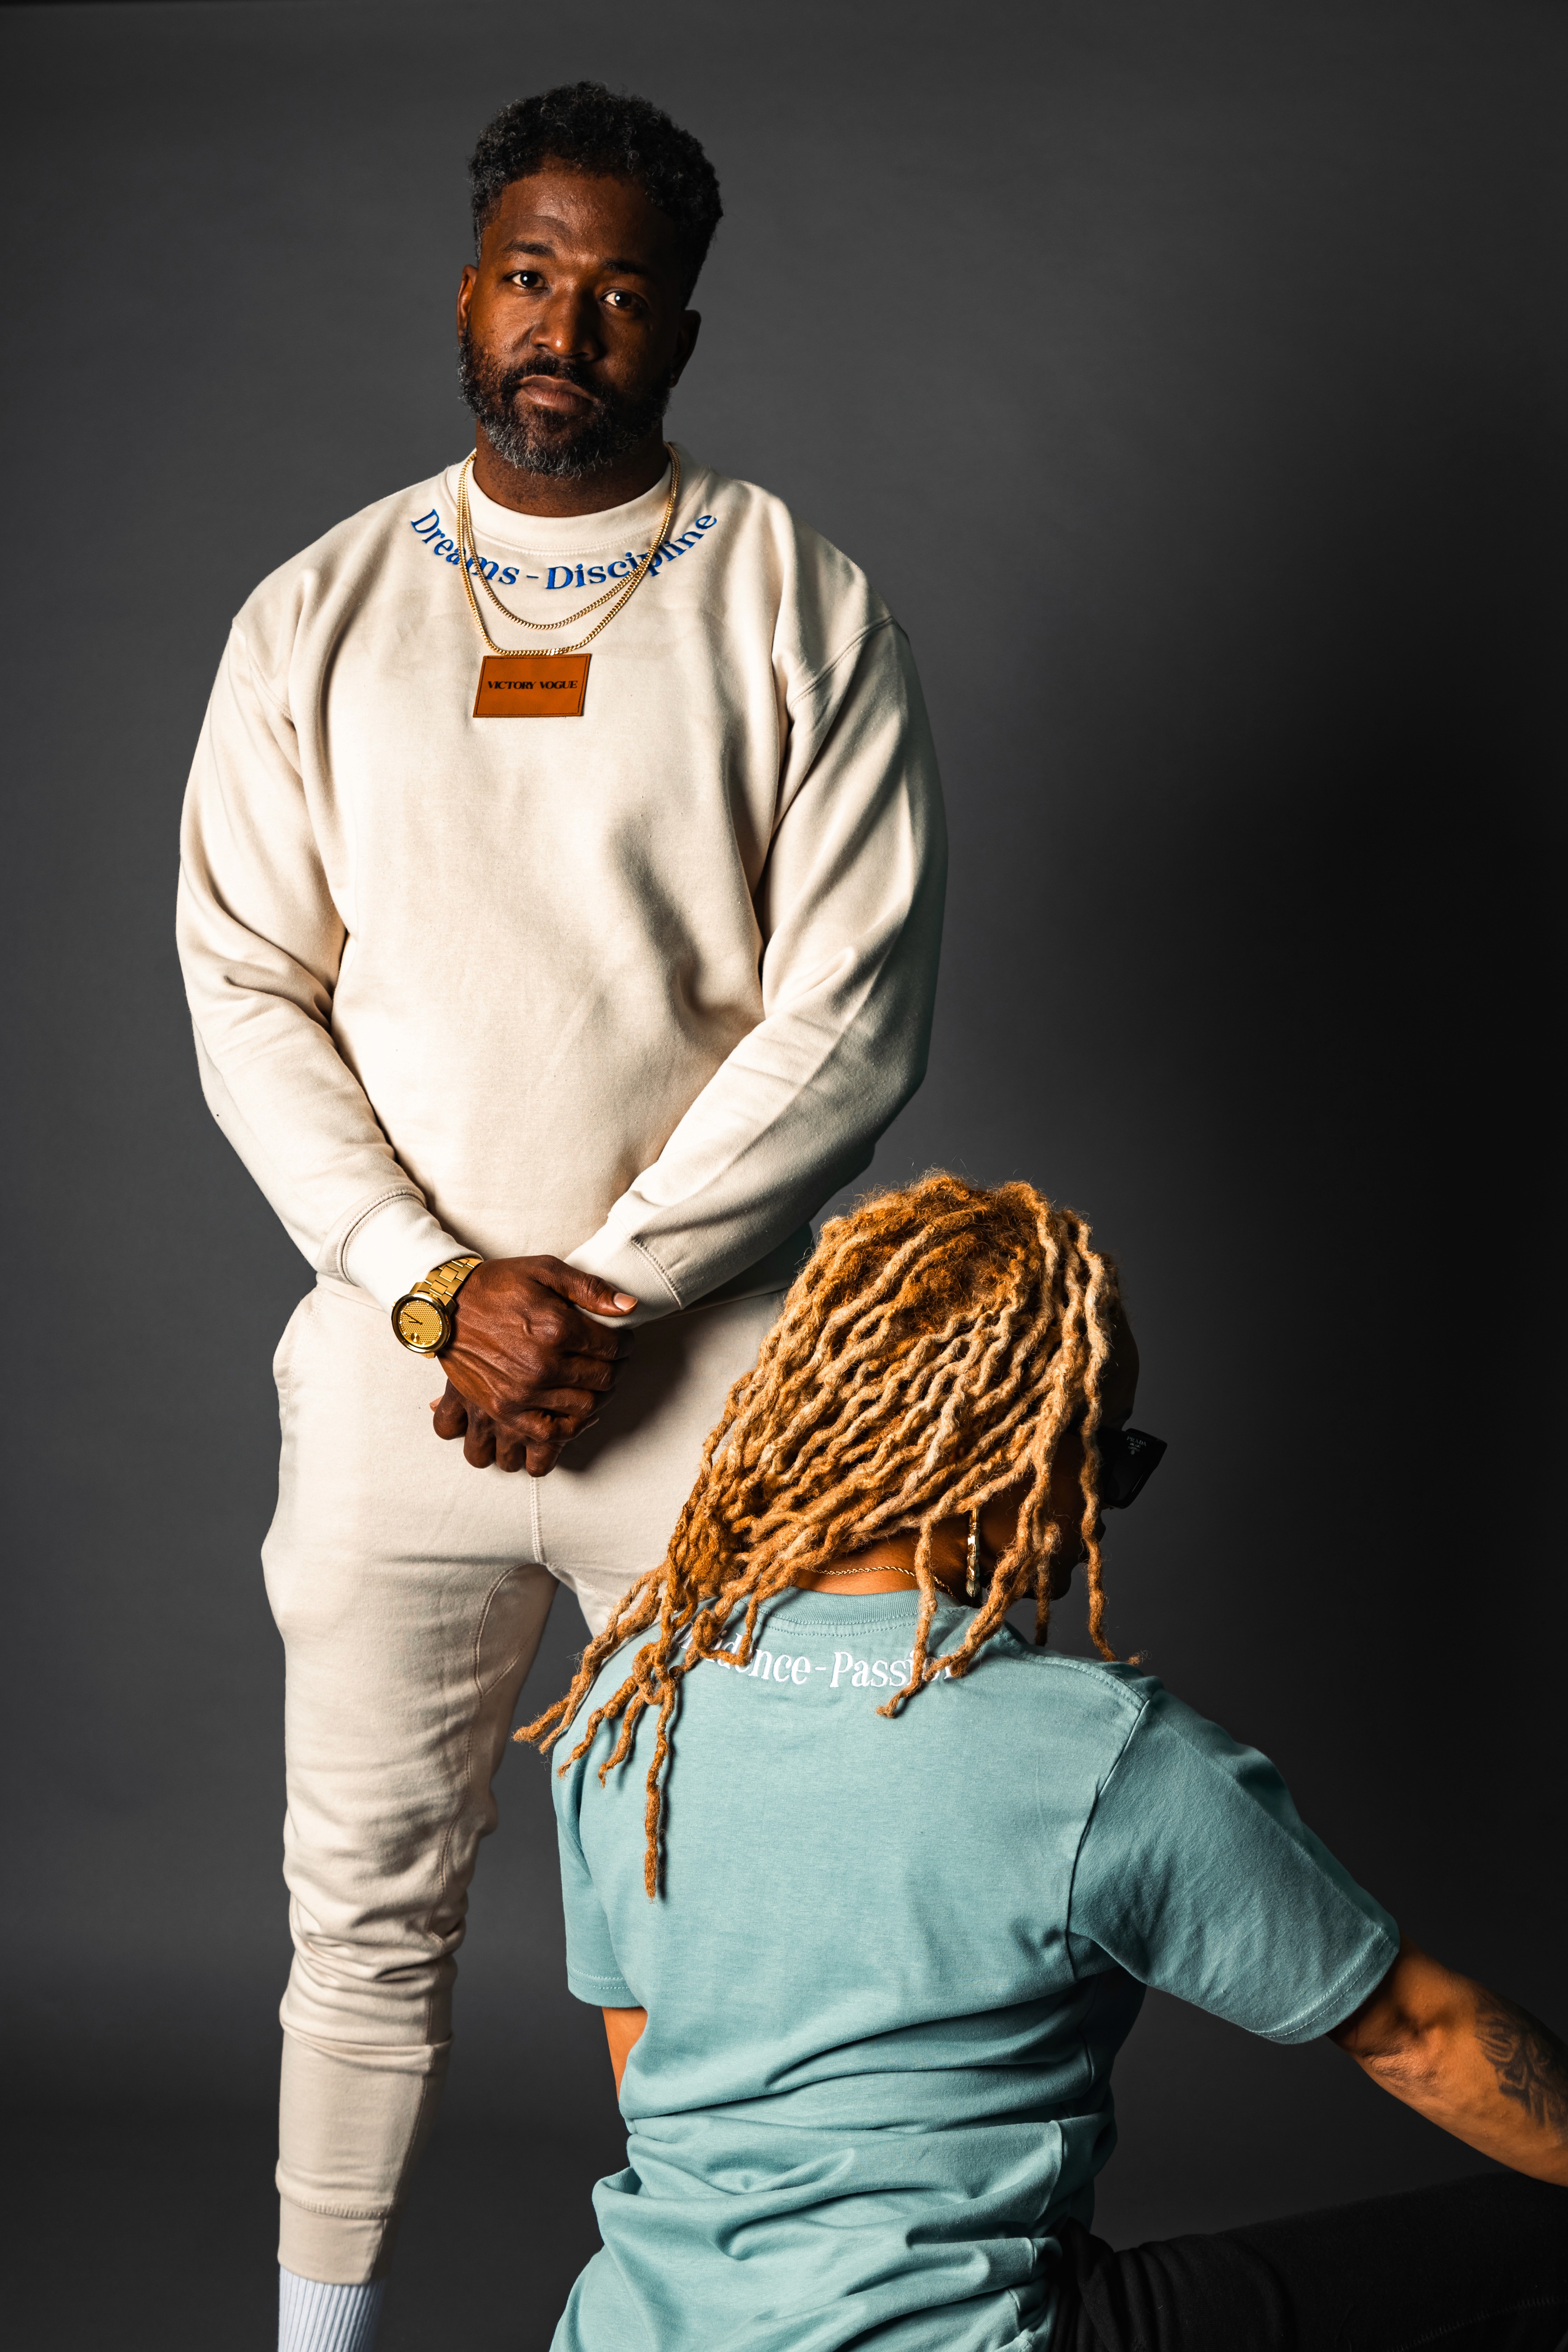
left=565, top=1225, right=684, bottom=1326
left=566, top=1963, right=637, bottom=2007
left=1261, top=1924, right=1401, bottom=2045
left=341, top=1194, right=475, bottom=1315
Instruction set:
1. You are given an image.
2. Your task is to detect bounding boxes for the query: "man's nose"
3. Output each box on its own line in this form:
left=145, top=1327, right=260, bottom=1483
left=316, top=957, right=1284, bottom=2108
left=530, top=285, right=600, bottom=359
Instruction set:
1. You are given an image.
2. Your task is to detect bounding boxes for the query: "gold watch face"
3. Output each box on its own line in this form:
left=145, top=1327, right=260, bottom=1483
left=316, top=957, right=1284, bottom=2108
left=392, top=1294, right=451, bottom=1355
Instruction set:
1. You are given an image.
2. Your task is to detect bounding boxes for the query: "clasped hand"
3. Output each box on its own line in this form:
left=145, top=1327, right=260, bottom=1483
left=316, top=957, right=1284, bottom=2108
left=429, top=1256, right=636, bottom=1476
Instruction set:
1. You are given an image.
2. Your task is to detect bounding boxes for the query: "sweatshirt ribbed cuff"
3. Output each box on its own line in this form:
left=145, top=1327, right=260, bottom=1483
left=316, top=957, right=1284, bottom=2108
left=340, top=1195, right=472, bottom=1314
left=565, top=1225, right=684, bottom=1325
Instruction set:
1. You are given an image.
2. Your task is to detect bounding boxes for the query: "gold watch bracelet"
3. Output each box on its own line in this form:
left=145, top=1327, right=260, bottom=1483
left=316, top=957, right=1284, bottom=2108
left=390, top=1254, right=484, bottom=1356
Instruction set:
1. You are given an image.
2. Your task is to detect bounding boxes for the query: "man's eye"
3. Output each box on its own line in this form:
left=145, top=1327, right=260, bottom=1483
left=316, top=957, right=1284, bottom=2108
left=511, top=271, right=544, bottom=288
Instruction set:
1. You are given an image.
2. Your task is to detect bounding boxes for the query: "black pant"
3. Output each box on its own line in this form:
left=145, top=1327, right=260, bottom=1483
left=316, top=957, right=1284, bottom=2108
left=1054, top=2172, right=1568, bottom=2351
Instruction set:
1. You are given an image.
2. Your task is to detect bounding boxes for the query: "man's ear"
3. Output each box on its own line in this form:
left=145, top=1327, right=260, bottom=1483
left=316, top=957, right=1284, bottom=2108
left=669, top=310, right=702, bottom=384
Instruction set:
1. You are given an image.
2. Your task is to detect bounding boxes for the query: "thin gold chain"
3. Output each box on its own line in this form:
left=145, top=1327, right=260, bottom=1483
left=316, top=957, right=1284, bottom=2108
left=811, top=1561, right=920, bottom=1580
left=827, top=1570, right=920, bottom=1581
left=454, top=447, right=681, bottom=658
left=469, top=464, right=668, bottom=634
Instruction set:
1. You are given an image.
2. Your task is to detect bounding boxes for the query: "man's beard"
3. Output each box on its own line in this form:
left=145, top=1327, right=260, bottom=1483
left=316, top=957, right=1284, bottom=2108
left=457, top=322, right=669, bottom=481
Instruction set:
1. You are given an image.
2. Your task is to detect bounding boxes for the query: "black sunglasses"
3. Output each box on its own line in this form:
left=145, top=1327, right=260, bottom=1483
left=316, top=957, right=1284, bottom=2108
left=1096, top=1424, right=1167, bottom=1511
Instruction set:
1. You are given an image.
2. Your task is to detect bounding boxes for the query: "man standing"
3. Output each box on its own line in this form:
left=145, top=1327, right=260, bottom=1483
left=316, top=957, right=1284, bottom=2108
left=177, top=82, right=944, bottom=2352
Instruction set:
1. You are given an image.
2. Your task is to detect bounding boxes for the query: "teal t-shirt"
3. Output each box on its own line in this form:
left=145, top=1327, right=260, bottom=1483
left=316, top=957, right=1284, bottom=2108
left=549, top=1587, right=1397, bottom=2352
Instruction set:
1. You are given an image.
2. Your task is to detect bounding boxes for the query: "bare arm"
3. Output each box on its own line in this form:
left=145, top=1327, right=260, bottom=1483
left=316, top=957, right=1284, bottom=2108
left=1330, top=1941, right=1568, bottom=2186
left=602, top=2006, right=647, bottom=2098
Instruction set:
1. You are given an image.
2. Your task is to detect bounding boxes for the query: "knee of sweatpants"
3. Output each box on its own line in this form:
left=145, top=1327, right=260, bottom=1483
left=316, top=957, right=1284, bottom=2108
left=274, top=1574, right=551, bottom=2050
left=279, top=1886, right=463, bottom=2056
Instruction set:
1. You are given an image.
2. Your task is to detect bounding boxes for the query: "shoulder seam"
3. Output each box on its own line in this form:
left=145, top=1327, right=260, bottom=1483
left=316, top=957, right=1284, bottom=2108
left=230, top=618, right=291, bottom=719
left=785, top=613, right=897, bottom=712
left=1009, top=1645, right=1150, bottom=1716
left=1063, top=1694, right=1152, bottom=1959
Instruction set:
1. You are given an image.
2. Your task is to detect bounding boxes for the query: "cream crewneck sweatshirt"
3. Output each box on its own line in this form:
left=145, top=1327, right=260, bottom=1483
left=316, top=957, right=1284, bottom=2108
left=176, top=448, right=946, bottom=1323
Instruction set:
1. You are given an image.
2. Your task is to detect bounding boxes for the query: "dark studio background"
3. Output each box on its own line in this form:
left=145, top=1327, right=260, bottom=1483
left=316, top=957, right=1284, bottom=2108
left=3, top=0, right=1564, bottom=2344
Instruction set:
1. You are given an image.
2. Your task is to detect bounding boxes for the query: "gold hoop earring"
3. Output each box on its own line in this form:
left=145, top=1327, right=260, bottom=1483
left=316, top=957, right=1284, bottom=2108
left=965, top=1511, right=981, bottom=1602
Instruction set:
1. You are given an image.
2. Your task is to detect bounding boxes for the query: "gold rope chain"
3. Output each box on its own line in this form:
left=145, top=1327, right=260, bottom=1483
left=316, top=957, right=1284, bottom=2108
left=454, top=445, right=681, bottom=659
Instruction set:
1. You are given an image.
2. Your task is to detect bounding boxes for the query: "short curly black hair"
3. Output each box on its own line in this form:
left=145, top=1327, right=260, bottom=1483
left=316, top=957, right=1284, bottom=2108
left=469, top=83, right=722, bottom=299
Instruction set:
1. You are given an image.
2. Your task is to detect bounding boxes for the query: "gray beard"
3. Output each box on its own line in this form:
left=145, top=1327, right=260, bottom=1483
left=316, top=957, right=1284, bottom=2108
left=457, top=323, right=669, bottom=482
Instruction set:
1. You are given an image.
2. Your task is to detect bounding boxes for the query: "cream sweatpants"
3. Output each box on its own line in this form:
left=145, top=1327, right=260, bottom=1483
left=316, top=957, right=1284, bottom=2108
left=262, top=1274, right=783, bottom=2283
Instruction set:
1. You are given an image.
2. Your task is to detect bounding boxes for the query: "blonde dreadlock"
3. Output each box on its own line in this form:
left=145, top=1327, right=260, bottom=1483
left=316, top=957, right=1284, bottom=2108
left=519, top=1174, right=1123, bottom=1894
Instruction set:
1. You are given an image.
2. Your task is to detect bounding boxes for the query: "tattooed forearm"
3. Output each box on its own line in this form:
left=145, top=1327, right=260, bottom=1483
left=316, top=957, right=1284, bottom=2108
left=1474, top=1991, right=1568, bottom=2143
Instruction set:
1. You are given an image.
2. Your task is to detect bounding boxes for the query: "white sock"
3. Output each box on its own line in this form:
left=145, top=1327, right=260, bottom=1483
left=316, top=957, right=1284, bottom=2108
left=278, top=2267, right=387, bottom=2352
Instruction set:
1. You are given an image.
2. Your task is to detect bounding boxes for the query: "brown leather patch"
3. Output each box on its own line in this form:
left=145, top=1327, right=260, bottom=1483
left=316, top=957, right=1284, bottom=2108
left=473, top=653, right=590, bottom=717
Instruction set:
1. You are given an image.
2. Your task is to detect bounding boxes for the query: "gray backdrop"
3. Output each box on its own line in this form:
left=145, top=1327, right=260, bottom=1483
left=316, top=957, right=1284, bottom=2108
left=4, top=1, right=1564, bottom=2345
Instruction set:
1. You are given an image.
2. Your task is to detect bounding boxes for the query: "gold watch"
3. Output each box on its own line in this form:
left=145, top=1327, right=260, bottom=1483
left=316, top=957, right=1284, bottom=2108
left=390, top=1254, right=483, bottom=1356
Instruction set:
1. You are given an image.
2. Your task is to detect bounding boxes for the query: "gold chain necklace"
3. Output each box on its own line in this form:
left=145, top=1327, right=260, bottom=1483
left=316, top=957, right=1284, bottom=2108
left=455, top=446, right=680, bottom=719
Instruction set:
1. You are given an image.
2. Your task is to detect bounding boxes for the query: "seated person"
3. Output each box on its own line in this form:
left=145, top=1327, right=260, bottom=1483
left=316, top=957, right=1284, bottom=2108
left=521, top=1173, right=1567, bottom=2352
